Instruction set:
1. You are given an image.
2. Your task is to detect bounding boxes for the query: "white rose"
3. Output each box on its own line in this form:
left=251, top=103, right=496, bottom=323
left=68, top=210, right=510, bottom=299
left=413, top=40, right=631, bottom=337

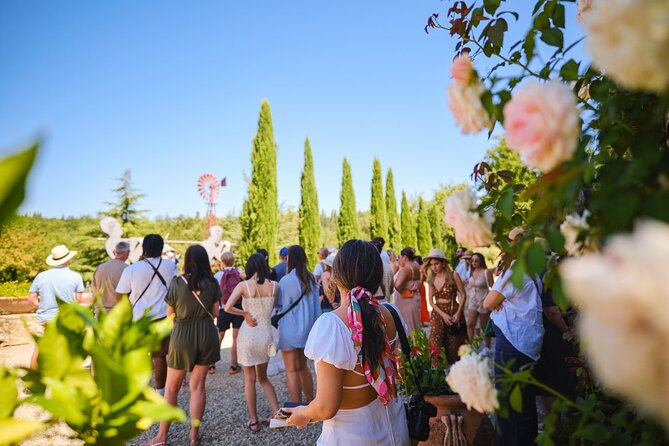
left=444, top=188, right=495, bottom=247
left=560, top=211, right=594, bottom=256
left=446, top=353, right=499, bottom=413
left=560, top=220, right=669, bottom=426
left=583, top=0, right=669, bottom=92
left=447, top=81, right=493, bottom=134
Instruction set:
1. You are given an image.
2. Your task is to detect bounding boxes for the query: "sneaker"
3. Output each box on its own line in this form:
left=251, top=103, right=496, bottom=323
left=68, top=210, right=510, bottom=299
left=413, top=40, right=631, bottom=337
left=208, top=365, right=216, bottom=375
left=228, top=364, right=241, bottom=375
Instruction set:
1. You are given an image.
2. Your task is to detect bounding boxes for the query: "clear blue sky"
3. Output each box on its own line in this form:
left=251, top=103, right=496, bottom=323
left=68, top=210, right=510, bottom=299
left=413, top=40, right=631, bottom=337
left=0, top=1, right=586, bottom=218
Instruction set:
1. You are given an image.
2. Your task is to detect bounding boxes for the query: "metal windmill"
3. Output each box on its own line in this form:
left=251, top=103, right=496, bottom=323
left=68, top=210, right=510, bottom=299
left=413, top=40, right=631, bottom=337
left=197, top=173, right=224, bottom=230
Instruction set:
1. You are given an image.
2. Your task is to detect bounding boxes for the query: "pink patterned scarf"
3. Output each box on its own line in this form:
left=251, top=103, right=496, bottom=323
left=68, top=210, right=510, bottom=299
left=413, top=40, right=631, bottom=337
left=346, top=286, right=400, bottom=405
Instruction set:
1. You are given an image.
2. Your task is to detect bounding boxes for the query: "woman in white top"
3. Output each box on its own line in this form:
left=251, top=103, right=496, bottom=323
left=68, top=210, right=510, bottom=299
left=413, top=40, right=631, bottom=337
left=224, top=253, right=280, bottom=432
left=285, top=240, right=410, bottom=446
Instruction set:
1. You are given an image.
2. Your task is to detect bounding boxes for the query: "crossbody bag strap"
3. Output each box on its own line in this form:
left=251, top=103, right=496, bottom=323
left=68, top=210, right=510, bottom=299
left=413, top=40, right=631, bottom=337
left=145, top=258, right=167, bottom=287
left=382, top=302, right=426, bottom=397
left=274, top=284, right=308, bottom=322
left=181, top=276, right=215, bottom=320
left=132, top=263, right=159, bottom=309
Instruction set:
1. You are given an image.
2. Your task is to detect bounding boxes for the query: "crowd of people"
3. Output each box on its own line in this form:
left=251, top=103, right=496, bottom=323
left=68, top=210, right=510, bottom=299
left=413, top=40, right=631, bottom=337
left=26, top=231, right=575, bottom=446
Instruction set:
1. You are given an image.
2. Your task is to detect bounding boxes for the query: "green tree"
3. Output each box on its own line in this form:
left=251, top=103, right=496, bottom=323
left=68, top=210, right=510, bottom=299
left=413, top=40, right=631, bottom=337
left=385, top=168, right=401, bottom=253
left=369, top=158, right=388, bottom=241
left=337, top=158, right=360, bottom=245
left=429, top=202, right=443, bottom=251
left=298, top=138, right=320, bottom=268
left=239, top=100, right=279, bottom=263
left=400, top=191, right=416, bottom=249
left=105, top=169, right=145, bottom=237
left=416, top=197, right=432, bottom=255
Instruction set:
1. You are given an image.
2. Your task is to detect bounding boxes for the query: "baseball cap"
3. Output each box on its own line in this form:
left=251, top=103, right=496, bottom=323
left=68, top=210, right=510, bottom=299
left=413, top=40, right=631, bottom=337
left=279, top=247, right=289, bottom=257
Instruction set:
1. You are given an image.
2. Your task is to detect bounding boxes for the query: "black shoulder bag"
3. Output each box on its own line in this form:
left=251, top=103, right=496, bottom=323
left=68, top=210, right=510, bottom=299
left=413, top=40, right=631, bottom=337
left=270, top=286, right=307, bottom=329
left=382, top=303, right=437, bottom=443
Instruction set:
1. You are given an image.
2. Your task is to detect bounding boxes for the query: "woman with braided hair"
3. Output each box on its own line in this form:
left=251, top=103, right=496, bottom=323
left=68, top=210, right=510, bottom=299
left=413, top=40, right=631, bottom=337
left=284, top=240, right=410, bottom=445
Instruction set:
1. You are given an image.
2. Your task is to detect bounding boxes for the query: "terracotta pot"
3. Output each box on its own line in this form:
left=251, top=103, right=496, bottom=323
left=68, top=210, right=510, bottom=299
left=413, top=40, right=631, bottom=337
left=420, top=394, right=496, bottom=446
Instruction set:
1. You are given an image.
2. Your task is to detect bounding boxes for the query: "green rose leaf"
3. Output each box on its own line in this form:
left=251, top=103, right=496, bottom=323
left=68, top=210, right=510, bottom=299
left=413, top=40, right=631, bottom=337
left=0, top=143, right=38, bottom=230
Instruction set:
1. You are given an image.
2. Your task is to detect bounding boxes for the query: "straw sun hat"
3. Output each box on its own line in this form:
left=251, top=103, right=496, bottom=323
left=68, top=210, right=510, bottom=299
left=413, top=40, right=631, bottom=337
left=423, top=248, right=449, bottom=263
left=46, top=244, right=77, bottom=266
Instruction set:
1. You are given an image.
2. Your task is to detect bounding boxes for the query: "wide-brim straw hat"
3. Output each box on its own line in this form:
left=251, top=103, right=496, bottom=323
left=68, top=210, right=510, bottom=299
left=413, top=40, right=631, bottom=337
left=461, top=250, right=474, bottom=259
left=423, top=248, right=449, bottom=263
left=322, top=255, right=335, bottom=268
left=46, top=244, right=77, bottom=266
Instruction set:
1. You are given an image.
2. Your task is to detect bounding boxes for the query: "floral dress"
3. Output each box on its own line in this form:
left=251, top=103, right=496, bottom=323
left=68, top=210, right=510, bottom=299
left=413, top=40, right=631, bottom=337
left=429, top=278, right=467, bottom=366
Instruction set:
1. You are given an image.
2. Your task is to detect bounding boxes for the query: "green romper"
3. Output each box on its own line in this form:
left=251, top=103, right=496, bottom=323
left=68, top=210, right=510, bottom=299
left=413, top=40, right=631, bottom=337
left=165, top=276, right=222, bottom=371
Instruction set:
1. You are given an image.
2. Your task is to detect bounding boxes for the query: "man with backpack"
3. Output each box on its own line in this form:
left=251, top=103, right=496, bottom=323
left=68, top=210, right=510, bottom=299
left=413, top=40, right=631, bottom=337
left=213, top=251, right=243, bottom=375
left=115, top=234, right=177, bottom=395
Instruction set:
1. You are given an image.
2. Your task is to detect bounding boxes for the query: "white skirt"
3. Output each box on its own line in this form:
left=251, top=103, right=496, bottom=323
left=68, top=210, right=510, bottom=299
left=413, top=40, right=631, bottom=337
left=318, top=396, right=411, bottom=446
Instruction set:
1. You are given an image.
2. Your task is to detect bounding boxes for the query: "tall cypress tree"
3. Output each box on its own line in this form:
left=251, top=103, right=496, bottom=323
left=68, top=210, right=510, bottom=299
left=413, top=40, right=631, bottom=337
left=337, top=158, right=360, bottom=245
left=400, top=191, right=417, bottom=249
left=385, top=168, right=401, bottom=252
left=369, top=158, right=388, bottom=241
left=298, top=138, right=320, bottom=268
left=416, top=197, right=432, bottom=256
left=429, top=202, right=443, bottom=250
left=239, top=100, right=278, bottom=263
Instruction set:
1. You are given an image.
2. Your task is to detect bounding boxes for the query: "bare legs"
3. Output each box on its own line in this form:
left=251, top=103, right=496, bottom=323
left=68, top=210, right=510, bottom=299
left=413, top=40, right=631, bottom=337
left=243, top=363, right=280, bottom=427
left=218, top=327, right=241, bottom=369
left=153, top=356, right=168, bottom=390
left=466, top=309, right=492, bottom=348
left=282, top=349, right=313, bottom=403
left=148, top=365, right=209, bottom=444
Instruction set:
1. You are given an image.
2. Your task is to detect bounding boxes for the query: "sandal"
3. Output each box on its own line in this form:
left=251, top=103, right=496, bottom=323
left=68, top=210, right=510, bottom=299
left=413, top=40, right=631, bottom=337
left=246, top=420, right=261, bottom=432
left=190, top=438, right=201, bottom=446
left=260, top=418, right=270, bottom=426
left=228, top=364, right=241, bottom=375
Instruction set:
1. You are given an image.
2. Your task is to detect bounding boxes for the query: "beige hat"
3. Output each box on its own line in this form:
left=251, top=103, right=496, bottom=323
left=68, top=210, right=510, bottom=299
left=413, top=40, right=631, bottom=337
left=322, top=255, right=335, bottom=268
left=508, top=227, right=525, bottom=242
left=46, top=244, right=77, bottom=266
left=424, top=248, right=449, bottom=263
left=461, top=250, right=474, bottom=259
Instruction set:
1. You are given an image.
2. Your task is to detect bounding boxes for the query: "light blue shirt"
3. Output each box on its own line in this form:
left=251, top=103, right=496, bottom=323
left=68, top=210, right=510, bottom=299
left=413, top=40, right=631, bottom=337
left=30, top=266, right=84, bottom=322
left=276, top=269, right=321, bottom=350
left=490, top=264, right=544, bottom=360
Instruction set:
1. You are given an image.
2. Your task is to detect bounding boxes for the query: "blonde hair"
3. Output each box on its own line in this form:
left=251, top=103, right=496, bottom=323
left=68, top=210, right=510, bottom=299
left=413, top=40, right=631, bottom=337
left=426, top=258, right=454, bottom=290
left=221, top=251, right=235, bottom=267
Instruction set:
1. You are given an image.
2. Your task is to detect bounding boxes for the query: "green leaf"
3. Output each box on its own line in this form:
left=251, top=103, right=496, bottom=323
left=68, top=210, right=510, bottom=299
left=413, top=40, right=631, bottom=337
left=540, top=28, right=563, bottom=47
left=0, top=369, right=17, bottom=418
left=483, top=0, right=501, bottom=15
left=0, top=419, right=46, bottom=446
left=510, top=384, right=523, bottom=413
left=523, top=31, right=536, bottom=61
left=0, top=143, right=38, bottom=229
left=101, top=298, right=132, bottom=351
left=552, top=3, right=565, bottom=28
left=498, top=190, right=514, bottom=219
left=511, top=260, right=526, bottom=289
left=526, top=243, right=547, bottom=274
left=560, top=60, right=580, bottom=81
left=129, top=401, right=186, bottom=423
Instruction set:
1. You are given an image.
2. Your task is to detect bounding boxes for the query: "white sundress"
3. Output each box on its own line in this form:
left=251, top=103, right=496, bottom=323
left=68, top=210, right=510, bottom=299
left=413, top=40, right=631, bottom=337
left=305, top=312, right=411, bottom=446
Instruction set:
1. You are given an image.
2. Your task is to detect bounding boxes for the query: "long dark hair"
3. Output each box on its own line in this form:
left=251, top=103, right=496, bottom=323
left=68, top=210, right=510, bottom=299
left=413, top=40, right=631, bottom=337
left=245, top=253, right=270, bottom=285
left=472, top=252, right=488, bottom=270
left=287, top=245, right=315, bottom=294
left=183, top=244, right=215, bottom=292
left=332, top=239, right=385, bottom=372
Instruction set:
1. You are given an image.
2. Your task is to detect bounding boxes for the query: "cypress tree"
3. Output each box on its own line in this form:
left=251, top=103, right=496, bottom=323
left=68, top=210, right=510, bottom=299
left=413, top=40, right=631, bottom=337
left=416, top=197, right=432, bottom=256
left=400, top=191, right=417, bottom=249
left=337, top=158, right=360, bottom=245
left=369, top=158, right=388, bottom=241
left=429, top=202, right=443, bottom=250
left=385, top=168, right=401, bottom=252
left=239, top=100, right=278, bottom=263
left=298, top=138, right=320, bottom=269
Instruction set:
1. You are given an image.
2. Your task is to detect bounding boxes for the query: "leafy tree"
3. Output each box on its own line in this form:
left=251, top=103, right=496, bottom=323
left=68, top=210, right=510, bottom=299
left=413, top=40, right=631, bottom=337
left=298, top=138, right=320, bottom=268
left=385, top=168, right=401, bottom=253
left=239, top=100, right=279, bottom=263
left=337, top=158, right=360, bottom=245
left=105, top=169, right=145, bottom=237
left=369, top=158, right=388, bottom=241
left=429, top=202, right=443, bottom=251
left=400, top=191, right=417, bottom=249
left=416, top=197, right=432, bottom=256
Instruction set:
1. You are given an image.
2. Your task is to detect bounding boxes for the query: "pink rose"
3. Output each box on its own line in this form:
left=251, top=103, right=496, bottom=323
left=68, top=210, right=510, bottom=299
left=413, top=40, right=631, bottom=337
left=503, top=81, right=580, bottom=172
left=451, top=54, right=474, bottom=86
left=447, top=81, right=493, bottom=135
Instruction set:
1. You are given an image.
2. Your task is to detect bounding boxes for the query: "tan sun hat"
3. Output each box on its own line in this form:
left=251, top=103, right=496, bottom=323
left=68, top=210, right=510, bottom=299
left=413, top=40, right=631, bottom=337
left=508, top=227, right=525, bottom=242
left=46, top=244, right=77, bottom=266
left=461, top=250, right=474, bottom=259
left=322, top=254, right=336, bottom=268
left=423, top=248, right=449, bottom=263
